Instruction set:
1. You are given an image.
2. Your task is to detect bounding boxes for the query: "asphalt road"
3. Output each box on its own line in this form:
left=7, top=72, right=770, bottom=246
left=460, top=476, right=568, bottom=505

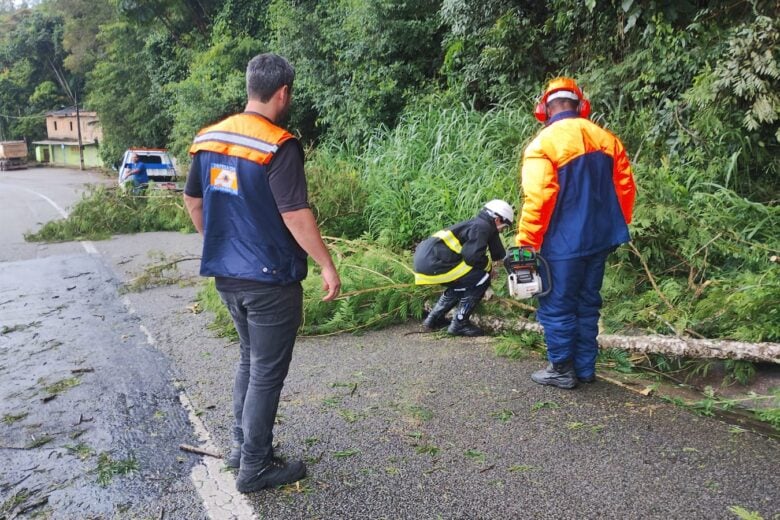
left=0, top=167, right=105, bottom=262
left=0, top=168, right=207, bottom=519
left=1, top=168, right=779, bottom=519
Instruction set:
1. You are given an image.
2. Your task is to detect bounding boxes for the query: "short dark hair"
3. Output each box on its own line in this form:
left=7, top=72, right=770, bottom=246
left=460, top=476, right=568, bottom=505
left=246, top=53, right=295, bottom=102
left=547, top=98, right=578, bottom=112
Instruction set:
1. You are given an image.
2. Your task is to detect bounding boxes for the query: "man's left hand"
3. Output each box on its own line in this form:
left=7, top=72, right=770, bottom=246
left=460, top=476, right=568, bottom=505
left=320, top=264, right=341, bottom=301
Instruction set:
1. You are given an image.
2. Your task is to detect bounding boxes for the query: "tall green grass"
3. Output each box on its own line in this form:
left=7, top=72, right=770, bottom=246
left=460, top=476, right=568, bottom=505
left=601, top=157, right=780, bottom=342
left=307, top=97, right=533, bottom=247
left=361, top=97, right=531, bottom=248
left=306, top=143, right=368, bottom=239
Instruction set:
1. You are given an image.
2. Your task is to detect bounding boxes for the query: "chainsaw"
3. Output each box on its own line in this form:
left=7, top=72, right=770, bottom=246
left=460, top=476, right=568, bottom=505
left=503, top=246, right=551, bottom=299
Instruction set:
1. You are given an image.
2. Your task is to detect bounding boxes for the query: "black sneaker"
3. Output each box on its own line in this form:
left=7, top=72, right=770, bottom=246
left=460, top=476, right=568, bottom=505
left=422, top=314, right=449, bottom=331
left=235, top=457, right=306, bottom=493
left=447, top=319, right=484, bottom=337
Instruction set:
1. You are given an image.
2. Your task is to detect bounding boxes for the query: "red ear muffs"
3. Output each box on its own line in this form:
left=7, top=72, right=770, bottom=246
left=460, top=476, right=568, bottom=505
left=534, top=101, right=547, bottom=122
left=534, top=95, right=591, bottom=122
left=534, top=77, right=591, bottom=122
left=578, top=98, right=591, bottom=118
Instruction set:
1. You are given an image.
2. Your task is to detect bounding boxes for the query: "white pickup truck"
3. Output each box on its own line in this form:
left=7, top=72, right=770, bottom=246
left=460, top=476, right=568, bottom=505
left=118, top=148, right=177, bottom=188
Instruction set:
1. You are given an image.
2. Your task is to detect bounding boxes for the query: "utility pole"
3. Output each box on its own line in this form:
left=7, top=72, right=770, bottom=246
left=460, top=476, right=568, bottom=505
left=75, top=90, right=84, bottom=171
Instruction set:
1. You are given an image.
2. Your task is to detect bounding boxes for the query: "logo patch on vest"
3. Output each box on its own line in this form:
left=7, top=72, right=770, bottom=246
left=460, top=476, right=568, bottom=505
left=210, top=163, right=238, bottom=194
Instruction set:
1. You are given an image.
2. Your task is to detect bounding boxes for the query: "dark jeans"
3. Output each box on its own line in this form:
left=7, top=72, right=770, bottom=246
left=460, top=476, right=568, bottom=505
left=536, top=249, right=612, bottom=378
left=219, top=282, right=303, bottom=472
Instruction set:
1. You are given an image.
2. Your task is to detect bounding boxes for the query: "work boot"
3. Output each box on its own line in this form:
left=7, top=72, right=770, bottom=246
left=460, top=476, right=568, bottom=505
left=225, top=444, right=241, bottom=469
left=447, top=317, right=484, bottom=336
left=531, top=360, right=578, bottom=389
left=577, top=373, right=596, bottom=384
left=447, top=295, right=484, bottom=337
left=236, top=457, right=306, bottom=493
left=422, top=289, right=459, bottom=331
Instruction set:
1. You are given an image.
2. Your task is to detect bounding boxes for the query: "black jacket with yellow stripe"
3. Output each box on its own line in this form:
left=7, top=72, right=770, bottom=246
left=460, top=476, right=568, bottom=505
left=413, top=211, right=506, bottom=285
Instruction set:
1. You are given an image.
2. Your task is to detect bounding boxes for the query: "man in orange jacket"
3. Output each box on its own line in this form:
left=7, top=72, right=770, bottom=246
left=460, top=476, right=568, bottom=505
left=517, top=77, right=636, bottom=389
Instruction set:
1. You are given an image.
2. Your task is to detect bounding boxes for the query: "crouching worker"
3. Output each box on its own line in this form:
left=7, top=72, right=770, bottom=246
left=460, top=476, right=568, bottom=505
left=413, top=200, right=514, bottom=337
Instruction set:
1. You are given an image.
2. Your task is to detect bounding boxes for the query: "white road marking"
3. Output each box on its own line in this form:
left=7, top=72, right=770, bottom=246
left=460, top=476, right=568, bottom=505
left=139, top=324, right=156, bottom=346
left=179, top=392, right=257, bottom=520
left=122, top=292, right=255, bottom=518
left=4, top=184, right=98, bottom=255
left=122, top=296, right=137, bottom=315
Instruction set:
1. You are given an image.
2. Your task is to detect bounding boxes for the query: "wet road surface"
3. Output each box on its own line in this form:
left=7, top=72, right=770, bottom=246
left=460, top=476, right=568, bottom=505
left=0, top=168, right=108, bottom=263
left=1, top=169, right=206, bottom=518
left=0, top=254, right=205, bottom=518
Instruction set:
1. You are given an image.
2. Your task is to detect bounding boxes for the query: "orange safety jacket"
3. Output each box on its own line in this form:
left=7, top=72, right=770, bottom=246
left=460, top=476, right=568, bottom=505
left=516, top=111, right=636, bottom=260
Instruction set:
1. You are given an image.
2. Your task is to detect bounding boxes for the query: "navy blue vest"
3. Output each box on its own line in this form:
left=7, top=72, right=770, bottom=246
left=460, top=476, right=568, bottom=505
left=190, top=113, right=308, bottom=285
left=195, top=150, right=307, bottom=284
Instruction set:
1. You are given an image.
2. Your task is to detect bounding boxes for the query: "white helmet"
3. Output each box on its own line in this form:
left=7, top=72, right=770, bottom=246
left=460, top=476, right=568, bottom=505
left=483, top=199, right=514, bottom=224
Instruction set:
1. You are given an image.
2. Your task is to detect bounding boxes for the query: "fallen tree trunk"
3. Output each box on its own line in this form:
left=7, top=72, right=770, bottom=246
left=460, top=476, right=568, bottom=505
left=596, top=333, right=780, bottom=364
left=472, top=315, right=780, bottom=364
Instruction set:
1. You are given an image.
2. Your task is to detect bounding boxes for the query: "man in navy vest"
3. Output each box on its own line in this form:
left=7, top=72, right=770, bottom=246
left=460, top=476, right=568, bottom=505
left=184, top=53, right=341, bottom=493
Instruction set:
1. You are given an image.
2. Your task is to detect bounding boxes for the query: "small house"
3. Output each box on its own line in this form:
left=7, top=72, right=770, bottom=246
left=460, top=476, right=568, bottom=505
left=32, top=107, right=104, bottom=168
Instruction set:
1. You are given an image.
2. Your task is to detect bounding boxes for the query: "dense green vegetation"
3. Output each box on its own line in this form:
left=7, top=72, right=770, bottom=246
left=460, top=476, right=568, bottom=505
left=25, top=186, right=195, bottom=241
left=199, top=237, right=433, bottom=338
left=5, top=0, right=778, bottom=342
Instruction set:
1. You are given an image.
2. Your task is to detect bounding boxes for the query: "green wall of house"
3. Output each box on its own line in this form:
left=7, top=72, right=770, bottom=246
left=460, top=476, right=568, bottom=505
left=34, top=144, right=103, bottom=168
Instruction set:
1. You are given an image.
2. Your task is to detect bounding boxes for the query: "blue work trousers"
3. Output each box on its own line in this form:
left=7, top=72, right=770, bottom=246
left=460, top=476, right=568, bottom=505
left=219, top=282, right=303, bottom=473
left=536, top=249, right=612, bottom=379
